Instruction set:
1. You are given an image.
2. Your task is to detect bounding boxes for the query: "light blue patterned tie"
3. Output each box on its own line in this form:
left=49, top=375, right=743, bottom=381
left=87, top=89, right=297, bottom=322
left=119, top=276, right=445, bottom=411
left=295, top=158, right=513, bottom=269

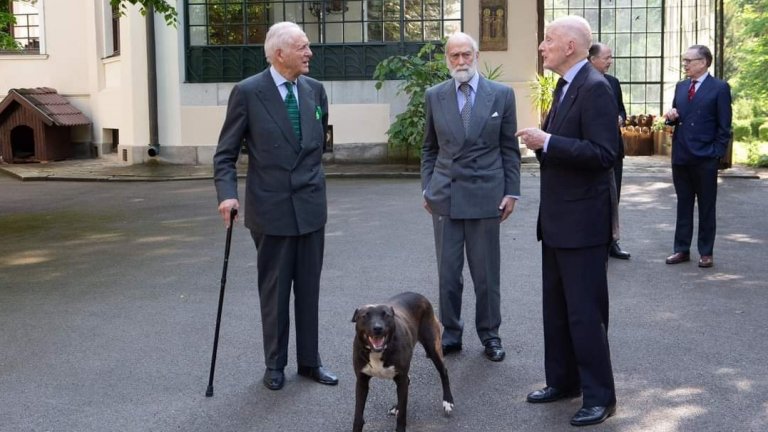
left=284, top=81, right=301, bottom=141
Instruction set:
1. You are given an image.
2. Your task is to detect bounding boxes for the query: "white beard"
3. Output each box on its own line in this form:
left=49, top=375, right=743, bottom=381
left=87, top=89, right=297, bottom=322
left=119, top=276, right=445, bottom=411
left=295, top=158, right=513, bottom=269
left=451, top=66, right=477, bottom=83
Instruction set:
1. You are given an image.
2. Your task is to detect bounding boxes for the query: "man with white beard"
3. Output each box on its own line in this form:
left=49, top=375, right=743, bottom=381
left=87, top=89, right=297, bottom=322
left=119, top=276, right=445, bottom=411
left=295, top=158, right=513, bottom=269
left=421, top=32, right=521, bottom=362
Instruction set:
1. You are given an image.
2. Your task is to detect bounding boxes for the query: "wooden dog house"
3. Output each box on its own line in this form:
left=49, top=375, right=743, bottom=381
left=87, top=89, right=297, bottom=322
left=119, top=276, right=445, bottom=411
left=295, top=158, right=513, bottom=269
left=0, top=88, right=91, bottom=163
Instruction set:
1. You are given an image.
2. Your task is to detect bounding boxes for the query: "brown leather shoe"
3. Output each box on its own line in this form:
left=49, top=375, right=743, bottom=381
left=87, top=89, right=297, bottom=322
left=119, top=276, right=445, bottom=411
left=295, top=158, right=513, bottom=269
left=698, top=255, right=714, bottom=268
left=665, top=252, right=690, bottom=264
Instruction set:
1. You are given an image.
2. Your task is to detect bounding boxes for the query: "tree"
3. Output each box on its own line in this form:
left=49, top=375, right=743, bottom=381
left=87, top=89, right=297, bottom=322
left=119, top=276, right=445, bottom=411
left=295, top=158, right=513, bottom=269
left=111, top=0, right=178, bottom=27
left=727, top=0, right=768, bottom=115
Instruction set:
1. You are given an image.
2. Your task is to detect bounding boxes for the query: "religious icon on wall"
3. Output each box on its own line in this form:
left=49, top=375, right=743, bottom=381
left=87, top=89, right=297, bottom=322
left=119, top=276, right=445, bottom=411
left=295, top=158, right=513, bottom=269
left=479, top=0, right=507, bottom=51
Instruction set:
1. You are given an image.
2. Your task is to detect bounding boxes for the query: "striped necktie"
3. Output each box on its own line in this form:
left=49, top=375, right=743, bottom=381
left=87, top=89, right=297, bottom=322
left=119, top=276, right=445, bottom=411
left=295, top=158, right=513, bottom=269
left=284, top=81, right=301, bottom=140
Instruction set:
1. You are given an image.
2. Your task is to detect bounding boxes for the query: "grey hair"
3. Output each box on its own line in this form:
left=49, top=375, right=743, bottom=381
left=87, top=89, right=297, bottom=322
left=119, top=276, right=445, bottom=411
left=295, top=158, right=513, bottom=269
left=264, top=22, right=305, bottom=64
left=444, top=32, right=479, bottom=69
left=689, top=44, right=713, bottom=67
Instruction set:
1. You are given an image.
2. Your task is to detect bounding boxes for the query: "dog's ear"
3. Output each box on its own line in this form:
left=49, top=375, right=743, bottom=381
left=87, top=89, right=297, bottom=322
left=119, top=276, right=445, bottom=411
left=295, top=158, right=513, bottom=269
left=351, top=308, right=360, bottom=323
left=387, top=305, right=395, bottom=317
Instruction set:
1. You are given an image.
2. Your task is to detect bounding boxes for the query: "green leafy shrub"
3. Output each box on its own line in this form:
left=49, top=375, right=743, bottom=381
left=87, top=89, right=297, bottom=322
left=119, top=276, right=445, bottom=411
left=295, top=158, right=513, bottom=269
left=749, top=117, right=766, bottom=137
left=745, top=141, right=768, bottom=167
left=733, top=120, right=752, bottom=141
left=373, top=42, right=450, bottom=162
left=759, top=123, right=768, bottom=141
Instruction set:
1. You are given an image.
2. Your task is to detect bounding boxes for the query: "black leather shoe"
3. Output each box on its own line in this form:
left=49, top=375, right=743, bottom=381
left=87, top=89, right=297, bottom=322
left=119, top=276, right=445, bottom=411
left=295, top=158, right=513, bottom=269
left=609, top=241, right=631, bottom=259
left=665, top=252, right=690, bottom=264
left=483, top=339, right=505, bottom=362
left=297, top=366, right=338, bottom=386
left=263, top=368, right=285, bottom=391
left=570, top=404, right=616, bottom=426
left=526, top=386, right=581, bottom=403
left=441, top=342, right=462, bottom=355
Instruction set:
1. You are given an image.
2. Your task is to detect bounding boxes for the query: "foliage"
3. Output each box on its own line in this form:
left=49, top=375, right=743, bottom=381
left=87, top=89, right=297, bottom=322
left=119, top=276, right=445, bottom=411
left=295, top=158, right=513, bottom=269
left=373, top=42, right=450, bottom=162
left=0, top=9, right=20, bottom=51
left=759, top=122, right=768, bottom=141
left=750, top=117, right=767, bottom=137
left=652, top=117, right=667, bottom=132
left=727, top=0, right=768, bottom=116
left=482, top=62, right=504, bottom=81
left=745, top=141, right=768, bottom=167
left=529, top=73, right=557, bottom=126
left=111, top=0, right=177, bottom=27
left=733, top=120, right=752, bottom=141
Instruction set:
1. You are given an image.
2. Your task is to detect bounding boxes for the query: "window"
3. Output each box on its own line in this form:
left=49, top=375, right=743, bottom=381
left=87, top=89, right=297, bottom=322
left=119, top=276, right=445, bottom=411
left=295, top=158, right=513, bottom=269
left=541, top=0, right=664, bottom=116
left=110, top=2, right=120, bottom=55
left=1, top=0, right=40, bottom=54
left=542, top=0, right=722, bottom=117
left=185, top=0, right=463, bottom=82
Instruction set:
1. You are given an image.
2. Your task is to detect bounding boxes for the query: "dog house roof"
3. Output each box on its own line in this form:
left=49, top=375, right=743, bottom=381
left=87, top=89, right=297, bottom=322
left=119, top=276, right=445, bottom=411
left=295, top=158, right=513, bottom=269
left=0, top=87, right=91, bottom=126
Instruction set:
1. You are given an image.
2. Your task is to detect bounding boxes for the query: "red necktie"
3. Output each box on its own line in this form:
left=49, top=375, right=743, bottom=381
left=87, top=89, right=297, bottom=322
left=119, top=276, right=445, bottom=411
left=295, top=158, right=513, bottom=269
left=687, top=80, right=698, bottom=101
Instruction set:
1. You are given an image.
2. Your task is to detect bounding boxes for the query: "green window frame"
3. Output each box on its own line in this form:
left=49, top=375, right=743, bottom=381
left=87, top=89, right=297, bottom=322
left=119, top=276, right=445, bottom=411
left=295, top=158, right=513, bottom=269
left=185, top=0, right=463, bottom=82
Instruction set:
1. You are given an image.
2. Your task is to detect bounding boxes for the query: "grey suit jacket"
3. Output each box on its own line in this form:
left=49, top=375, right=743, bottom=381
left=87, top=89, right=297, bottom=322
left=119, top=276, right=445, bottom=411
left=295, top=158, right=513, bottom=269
left=421, top=76, right=521, bottom=219
left=213, top=69, right=329, bottom=236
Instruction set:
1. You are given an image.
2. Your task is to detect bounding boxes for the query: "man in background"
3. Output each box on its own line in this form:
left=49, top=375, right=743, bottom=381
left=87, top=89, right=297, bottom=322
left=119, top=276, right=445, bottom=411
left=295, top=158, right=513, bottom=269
left=589, top=42, right=631, bottom=260
left=663, top=45, right=732, bottom=268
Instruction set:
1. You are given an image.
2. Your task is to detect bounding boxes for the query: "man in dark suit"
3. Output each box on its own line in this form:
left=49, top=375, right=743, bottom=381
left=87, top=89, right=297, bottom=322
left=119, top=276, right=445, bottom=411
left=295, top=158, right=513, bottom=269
left=421, top=32, right=521, bottom=362
left=589, top=42, right=631, bottom=260
left=516, top=16, right=618, bottom=426
left=663, top=45, right=732, bottom=269
left=213, top=21, right=337, bottom=391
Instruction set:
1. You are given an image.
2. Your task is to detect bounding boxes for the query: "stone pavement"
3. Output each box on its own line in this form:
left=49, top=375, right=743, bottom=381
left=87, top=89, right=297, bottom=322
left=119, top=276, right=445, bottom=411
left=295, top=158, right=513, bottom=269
left=0, top=153, right=764, bottom=181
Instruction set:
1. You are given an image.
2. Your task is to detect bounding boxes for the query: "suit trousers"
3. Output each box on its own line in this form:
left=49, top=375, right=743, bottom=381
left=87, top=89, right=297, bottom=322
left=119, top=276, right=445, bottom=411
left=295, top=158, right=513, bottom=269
left=542, top=242, right=616, bottom=407
left=672, top=158, right=719, bottom=256
left=614, top=158, right=624, bottom=201
left=251, top=227, right=325, bottom=370
left=432, top=215, right=501, bottom=345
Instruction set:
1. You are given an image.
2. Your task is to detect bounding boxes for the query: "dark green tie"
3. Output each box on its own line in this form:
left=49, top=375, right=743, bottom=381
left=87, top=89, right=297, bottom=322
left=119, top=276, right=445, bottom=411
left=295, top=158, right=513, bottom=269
left=284, top=81, right=301, bottom=141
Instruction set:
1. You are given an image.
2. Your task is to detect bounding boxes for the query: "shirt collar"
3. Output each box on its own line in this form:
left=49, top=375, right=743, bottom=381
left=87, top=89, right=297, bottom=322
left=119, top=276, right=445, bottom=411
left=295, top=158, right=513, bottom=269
left=270, top=66, right=297, bottom=88
left=691, top=72, right=709, bottom=83
left=562, top=59, right=589, bottom=85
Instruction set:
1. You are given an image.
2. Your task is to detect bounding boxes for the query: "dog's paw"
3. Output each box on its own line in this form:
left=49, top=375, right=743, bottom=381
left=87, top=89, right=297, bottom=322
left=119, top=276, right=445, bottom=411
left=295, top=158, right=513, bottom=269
left=388, top=405, right=399, bottom=416
left=442, top=401, right=454, bottom=415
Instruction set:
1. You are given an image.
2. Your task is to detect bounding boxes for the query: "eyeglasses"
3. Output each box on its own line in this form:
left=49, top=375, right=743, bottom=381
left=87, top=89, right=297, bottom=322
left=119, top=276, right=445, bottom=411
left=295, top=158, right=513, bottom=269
left=681, top=57, right=704, bottom=65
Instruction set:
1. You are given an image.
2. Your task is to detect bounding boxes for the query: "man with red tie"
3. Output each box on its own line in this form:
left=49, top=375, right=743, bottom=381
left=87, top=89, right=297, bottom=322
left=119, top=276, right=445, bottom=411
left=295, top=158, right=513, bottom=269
left=663, top=45, right=733, bottom=269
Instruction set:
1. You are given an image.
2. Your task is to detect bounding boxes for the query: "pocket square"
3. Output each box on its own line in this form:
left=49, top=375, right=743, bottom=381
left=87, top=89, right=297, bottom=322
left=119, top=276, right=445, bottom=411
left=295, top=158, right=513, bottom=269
left=491, top=112, right=499, bottom=118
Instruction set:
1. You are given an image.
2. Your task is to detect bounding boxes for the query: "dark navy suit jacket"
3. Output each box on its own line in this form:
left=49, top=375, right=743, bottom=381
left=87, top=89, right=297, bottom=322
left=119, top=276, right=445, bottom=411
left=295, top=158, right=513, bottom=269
left=604, top=74, right=626, bottom=158
left=669, top=75, right=732, bottom=165
left=536, top=62, right=619, bottom=249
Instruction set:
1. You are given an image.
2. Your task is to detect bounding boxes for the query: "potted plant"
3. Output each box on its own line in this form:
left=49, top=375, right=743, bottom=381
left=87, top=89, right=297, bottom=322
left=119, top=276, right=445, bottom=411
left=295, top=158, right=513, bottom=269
left=530, top=73, right=557, bottom=126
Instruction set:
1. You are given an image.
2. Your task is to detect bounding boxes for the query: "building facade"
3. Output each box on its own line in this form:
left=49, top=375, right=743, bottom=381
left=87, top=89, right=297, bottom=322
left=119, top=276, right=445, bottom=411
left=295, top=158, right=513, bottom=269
left=0, top=0, right=721, bottom=165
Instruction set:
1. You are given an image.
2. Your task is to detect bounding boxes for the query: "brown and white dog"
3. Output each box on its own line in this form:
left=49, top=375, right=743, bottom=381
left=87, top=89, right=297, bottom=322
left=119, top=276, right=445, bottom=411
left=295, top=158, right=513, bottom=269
left=351, top=292, right=454, bottom=432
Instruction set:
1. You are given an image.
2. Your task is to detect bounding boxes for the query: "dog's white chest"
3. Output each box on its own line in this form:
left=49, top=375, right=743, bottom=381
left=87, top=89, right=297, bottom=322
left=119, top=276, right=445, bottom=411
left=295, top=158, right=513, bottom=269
left=362, top=352, right=397, bottom=379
